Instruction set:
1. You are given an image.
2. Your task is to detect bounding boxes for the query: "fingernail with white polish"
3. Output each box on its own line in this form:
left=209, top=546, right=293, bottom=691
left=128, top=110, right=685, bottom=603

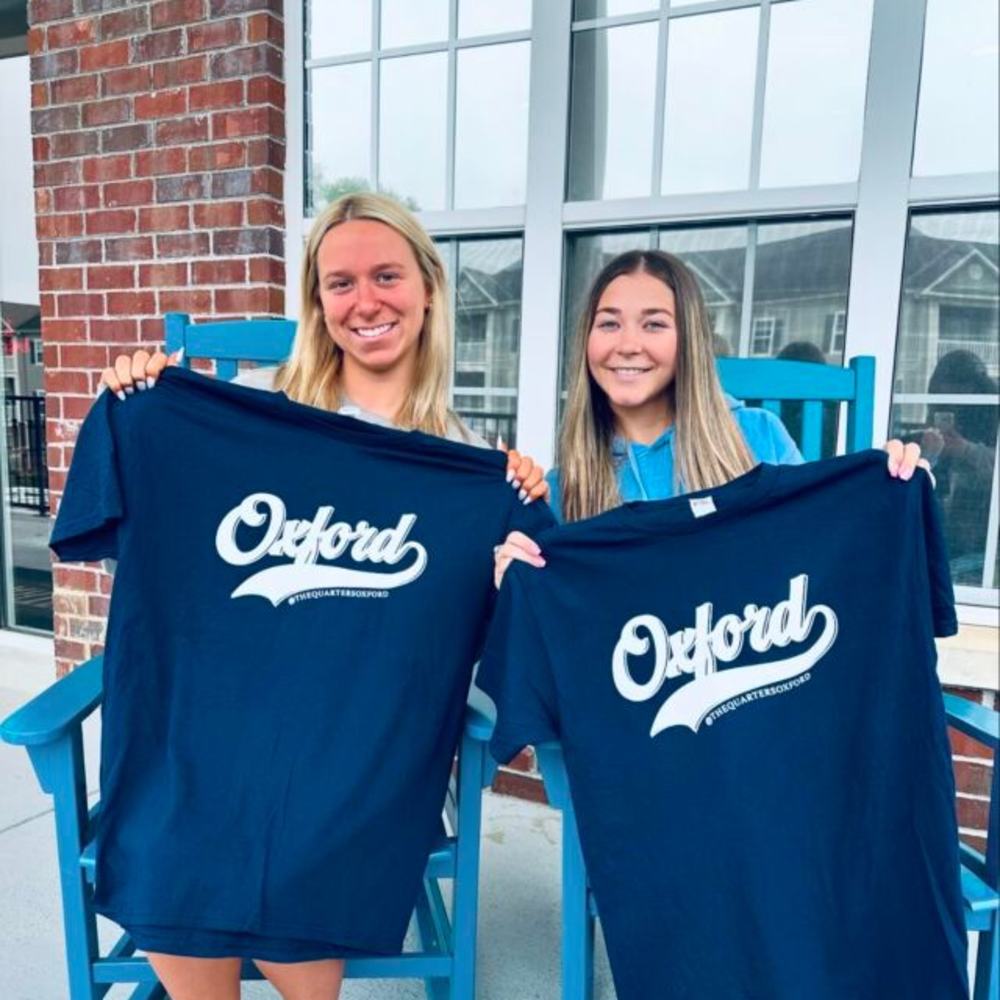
left=136, top=381, right=146, bottom=391
left=506, top=470, right=514, bottom=483
left=125, top=385, right=134, bottom=395
left=116, top=391, right=126, bottom=402
left=512, top=479, right=521, bottom=490
left=518, top=488, right=527, bottom=501
left=146, top=377, right=156, bottom=389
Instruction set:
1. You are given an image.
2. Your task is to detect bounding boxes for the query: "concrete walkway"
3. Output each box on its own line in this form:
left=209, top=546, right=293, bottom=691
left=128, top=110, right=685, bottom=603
left=0, top=683, right=617, bottom=1000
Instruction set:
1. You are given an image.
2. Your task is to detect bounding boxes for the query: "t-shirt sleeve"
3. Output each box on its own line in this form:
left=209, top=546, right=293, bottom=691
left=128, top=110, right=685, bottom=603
left=918, top=469, right=958, bottom=638
left=50, top=391, right=124, bottom=562
left=476, top=564, right=560, bottom=764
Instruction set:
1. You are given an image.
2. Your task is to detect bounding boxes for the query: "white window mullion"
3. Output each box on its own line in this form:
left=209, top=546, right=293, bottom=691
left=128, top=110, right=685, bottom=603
left=747, top=0, right=771, bottom=191
left=842, top=0, right=928, bottom=440
left=516, top=0, right=574, bottom=467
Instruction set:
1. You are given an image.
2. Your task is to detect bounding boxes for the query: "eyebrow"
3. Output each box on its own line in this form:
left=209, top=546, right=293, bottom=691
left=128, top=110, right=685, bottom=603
left=322, top=262, right=407, bottom=279
left=595, top=306, right=674, bottom=317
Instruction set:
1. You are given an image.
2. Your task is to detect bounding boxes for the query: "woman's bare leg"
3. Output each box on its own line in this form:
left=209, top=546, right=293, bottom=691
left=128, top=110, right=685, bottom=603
left=145, top=953, right=241, bottom=1000
left=253, top=958, right=346, bottom=1000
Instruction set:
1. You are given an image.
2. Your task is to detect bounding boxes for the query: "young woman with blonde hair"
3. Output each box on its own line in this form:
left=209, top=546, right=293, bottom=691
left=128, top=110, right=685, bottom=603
left=99, top=191, right=548, bottom=1000
left=495, top=248, right=927, bottom=583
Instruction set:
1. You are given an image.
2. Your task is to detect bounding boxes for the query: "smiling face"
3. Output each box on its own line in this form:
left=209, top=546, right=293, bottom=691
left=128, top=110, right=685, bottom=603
left=316, top=219, right=430, bottom=380
left=586, top=269, right=679, bottom=425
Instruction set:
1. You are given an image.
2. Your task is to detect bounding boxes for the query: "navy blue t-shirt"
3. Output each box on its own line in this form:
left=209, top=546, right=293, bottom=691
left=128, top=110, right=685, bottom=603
left=478, top=451, right=966, bottom=1000
left=50, top=366, right=553, bottom=958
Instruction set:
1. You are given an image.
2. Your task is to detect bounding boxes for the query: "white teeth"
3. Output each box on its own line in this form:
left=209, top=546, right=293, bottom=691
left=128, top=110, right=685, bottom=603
left=354, top=322, right=394, bottom=339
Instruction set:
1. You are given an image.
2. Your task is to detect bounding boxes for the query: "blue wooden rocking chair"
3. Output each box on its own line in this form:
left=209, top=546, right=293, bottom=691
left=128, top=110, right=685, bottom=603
left=0, top=313, right=495, bottom=1000
left=533, top=355, right=999, bottom=1000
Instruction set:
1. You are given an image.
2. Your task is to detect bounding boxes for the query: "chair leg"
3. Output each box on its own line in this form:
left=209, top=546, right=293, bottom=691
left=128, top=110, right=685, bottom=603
left=449, top=732, right=485, bottom=1000
left=562, top=803, right=594, bottom=1000
left=29, top=734, right=102, bottom=1000
left=972, top=920, right=998, bottom=1000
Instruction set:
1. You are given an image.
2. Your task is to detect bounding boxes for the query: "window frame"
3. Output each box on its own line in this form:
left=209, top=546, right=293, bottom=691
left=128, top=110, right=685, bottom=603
left=287, top=0, right=1000, bottom=619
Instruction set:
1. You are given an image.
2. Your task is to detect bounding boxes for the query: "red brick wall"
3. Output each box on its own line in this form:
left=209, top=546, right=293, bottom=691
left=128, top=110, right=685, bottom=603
left=28, top=0, right=285, bottom=676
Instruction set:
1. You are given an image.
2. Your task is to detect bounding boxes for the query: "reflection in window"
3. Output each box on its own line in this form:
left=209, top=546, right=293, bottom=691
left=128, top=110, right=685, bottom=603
left=661, top=8, right=758, bottom=195
left=454, top=239, right=524, bottom=446
left=912, top=0, right=999, bottom=177
left=891, top=209, right=1000, bottom=593
left=2, top=303, right=52, bottom=631
left=751, top=218, right=853, bottom=363
left=568, top=22, right=659, bottom=201
left=657, top=225, right=747, bottom=356
left=454, top=43, right=531, bottom=208
left=307, top=62, right=372, bottom=213
left=759, top=0, right=873, bottom=188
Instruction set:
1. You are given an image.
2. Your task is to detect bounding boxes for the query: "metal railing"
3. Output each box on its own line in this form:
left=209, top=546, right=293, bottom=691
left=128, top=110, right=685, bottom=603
left=457, top=410, right=517, bottom=448
left=5, top=394, right=49, bottom=515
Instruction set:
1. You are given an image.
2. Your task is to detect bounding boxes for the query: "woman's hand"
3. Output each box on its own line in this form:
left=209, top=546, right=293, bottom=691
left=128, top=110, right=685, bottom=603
left=883, top=439, right=932, bottom=482
left=501, top=446, right=551, bottom=505
left=100, top=348, right=183, bottom=400
left=494, top=531, right=545, bottom=589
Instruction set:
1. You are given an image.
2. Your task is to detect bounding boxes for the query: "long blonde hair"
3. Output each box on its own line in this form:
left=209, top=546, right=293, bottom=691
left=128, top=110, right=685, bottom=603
left=559, top=249, right=755, bottom=522
left=276, top=192, right=453, bottom=436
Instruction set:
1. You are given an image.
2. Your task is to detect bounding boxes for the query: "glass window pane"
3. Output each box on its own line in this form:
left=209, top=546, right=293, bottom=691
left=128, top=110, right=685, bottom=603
left=657, top=225, right=747, bottom=355
left=574, top=0, right=658, bottom=17
left=561, top=230, right=654, bottom=395
left=568, top=22, right=659, bottom=201
left=750, top=219, right=853, bottom=363
left=892, top=209, right=999, bottom=592
left=307, top=63, right=372, bottom=213
left=759, top=0, right=873, bottom=188
left=380, top=0, right=449, bottom=48
left=308, top=0, right=372, bottom=59
left=2, top=304, right=53, bottom=631
left=912, top=0, right=999, bottom=176
left=895, top=210, right=1000, bottom=394
left=661, top=9, right=758, bottom=195
left=454, top=239, right=524, bottom=446
left=379, top=53, right=447, bottom=211
left=892, top=403, right=997, bottom=587
left=455, top=42, right=531, bottom=208
left=459, top=0, right=532, bottom=37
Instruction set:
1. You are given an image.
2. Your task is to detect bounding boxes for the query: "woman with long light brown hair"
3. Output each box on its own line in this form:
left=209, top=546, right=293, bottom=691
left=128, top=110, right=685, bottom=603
left=494, top=248, right=927, bottom=582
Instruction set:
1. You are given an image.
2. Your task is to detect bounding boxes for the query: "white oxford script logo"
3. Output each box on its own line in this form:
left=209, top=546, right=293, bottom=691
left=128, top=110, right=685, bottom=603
left=215, top=492, right=428, bottom=606
left=612, top=574, right=837, bottom=735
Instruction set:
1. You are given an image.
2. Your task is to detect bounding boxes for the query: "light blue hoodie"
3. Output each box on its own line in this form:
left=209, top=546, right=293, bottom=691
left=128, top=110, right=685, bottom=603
left=545, top=396, right=803, bottom=523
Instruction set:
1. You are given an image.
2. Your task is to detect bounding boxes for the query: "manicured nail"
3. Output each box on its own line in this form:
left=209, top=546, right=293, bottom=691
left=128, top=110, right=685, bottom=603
left=512, top=478, right=521, bottom=490
left=124, top=385, right=134, bottom=395
left=116, top=391, right=126, bottom=402
left=506, top=469, right=514, bottom=483
left=146, top=377, right=156, bottom=389
left=901, top=467, right=913, bottom=481
left=518, top=488, right=527, bottom=501
left=136, top=380, right=146, bottom=391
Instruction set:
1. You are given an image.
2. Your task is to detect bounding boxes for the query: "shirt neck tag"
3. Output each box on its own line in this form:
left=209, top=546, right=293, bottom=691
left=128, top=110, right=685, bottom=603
left=689, top=496, right=717, bottom=518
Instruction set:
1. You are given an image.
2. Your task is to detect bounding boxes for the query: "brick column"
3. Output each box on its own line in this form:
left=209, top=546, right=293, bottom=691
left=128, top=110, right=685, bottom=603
left=28, top=0, right=285, bottom=676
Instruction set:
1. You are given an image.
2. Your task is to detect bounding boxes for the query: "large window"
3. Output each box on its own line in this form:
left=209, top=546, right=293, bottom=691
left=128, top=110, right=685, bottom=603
left=306, top=1, right=532, bottom=213
left=567, top=0, right=873, bottom=201
left=293, top=0, right=1000, bottom=616
left=890, top=209, right=999, bottom=599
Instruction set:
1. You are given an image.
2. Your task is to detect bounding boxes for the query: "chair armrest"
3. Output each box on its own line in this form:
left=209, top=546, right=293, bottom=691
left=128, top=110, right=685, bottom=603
left=943, top=693, right=999, bottom=750
left=0, top=656, right=103, bottom=748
